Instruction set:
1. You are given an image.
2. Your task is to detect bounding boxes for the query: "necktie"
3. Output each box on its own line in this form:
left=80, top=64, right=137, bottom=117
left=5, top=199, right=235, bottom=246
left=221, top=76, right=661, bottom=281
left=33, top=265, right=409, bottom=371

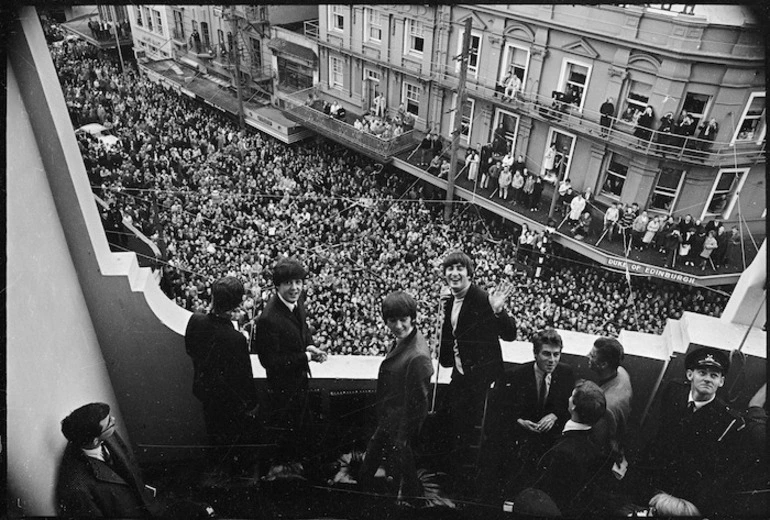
left=538, top=374, right=547, bottom=409
left=688, top=401, right=696, bottom=414
left=292, top=306, right=301, bottom=321
left=102, top=443, right=113, bottom=466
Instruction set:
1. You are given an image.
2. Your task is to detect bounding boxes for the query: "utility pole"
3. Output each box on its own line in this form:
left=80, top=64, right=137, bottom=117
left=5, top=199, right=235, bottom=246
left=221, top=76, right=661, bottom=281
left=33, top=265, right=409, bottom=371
left=228, top=7, right=246, bottom=132
left=110, top=5, right=125, bottom=74
left=444, top=18, right=472, bottom=222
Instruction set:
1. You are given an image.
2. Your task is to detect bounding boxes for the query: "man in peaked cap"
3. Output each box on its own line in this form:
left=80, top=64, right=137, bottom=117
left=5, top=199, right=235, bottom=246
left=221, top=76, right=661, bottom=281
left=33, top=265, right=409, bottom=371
left=633, top=346, right=743, bottom=517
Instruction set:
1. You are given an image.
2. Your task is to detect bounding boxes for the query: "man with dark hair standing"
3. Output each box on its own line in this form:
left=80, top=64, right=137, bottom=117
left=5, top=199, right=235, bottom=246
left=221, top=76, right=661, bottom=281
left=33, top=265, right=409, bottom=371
left=481, top=328, right=575, bottom=502
left=587, top=337, right=633, bottom=465
left=438, top=251, right=516, bottom=496
left=57, top=402, right=162, bottom=517
left=517, top=380, right=609, bottom=516
left=359, top=291, right=433, bottom=504
left=185, top=275, right=258, bottom=481
left=635, top=347, right=743, bottom=517
left=254, top=257, right=326, bottom=472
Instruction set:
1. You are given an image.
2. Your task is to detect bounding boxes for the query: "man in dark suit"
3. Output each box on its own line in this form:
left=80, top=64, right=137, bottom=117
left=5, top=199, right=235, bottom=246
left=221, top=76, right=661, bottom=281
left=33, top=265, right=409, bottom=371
left=438, top=251, right=517, bottom=496
left=57, top=402, right=162, bottom=518
left=518, top=380, right=609, bottom=516
left=254, top=258, right=326, bottom=470
left=480, top=328, right=575, bottom=503
left=635, top=347, right=743, bottom=517
left=185, top=276, right=259, bottom=482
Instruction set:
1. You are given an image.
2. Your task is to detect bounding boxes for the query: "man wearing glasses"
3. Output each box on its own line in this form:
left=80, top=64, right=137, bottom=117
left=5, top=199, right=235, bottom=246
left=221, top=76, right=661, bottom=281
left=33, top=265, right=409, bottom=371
left=57, top=402, right=161, bottom=517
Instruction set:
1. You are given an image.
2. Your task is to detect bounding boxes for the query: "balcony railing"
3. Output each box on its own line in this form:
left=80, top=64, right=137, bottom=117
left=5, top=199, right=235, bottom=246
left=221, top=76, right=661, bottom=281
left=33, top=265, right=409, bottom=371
left=436, top=72, right=765, bottom=166
left=304, top=20, right=319, bottom=40
left=281, top=87, right=418, bottom=162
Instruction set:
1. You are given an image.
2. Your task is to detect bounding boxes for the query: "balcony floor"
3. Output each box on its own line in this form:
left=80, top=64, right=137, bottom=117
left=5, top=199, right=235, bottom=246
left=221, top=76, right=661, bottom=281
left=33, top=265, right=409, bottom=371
left=391, top=148, right=757, bottom=281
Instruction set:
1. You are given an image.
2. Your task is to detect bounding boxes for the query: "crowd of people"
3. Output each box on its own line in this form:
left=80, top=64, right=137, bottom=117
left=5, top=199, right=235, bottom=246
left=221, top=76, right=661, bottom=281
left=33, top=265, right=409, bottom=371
left=49, top=42, right=731, bottom=357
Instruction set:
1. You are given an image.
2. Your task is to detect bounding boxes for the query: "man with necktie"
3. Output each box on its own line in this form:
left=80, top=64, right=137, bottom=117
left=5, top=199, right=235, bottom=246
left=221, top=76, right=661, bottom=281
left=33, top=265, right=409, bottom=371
left=479, top=328, right=575, bottom=503
left=57, top=402, right=163, bottom=517
left=254, top=257, right=326, bottom=473
left=634, top=346, right=743, bottom=517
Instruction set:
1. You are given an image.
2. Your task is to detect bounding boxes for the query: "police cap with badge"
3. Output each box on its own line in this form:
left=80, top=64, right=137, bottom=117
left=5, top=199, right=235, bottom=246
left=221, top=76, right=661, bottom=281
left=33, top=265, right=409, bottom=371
left=685, top=347, right=730, bottom=375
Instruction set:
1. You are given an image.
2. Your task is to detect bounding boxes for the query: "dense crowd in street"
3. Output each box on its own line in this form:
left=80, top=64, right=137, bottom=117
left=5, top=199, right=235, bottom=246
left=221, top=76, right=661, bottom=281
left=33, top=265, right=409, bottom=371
left=49, top=41, right=730, bottom=356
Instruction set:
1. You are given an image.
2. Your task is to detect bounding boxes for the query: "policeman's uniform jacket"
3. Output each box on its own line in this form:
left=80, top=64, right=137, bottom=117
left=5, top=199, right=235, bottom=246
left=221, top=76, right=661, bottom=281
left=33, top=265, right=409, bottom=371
left=640, top=379, right=743, bottom=516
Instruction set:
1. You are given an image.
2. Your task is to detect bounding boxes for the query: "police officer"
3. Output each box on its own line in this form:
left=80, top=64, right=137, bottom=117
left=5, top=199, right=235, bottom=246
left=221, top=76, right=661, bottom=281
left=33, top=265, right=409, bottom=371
left=636, top=347, right=743, bottom=517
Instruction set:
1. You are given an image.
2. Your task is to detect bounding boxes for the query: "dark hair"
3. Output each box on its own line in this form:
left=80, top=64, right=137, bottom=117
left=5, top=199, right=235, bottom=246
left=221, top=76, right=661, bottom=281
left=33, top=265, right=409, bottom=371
left=532, top=328, right=563, bottom=355
left=572, top=380, right=606, bottom=426
left=593, top=337, right=624, bottom=369
left=382, top=291, right=418, bottom=322
left=272, top=257, right=307, bottom=287
left=442, top=251, right=474, bottom=278
left=211, top=276, right=244, bottom=313
left=61, top=402, right=110, bottom=447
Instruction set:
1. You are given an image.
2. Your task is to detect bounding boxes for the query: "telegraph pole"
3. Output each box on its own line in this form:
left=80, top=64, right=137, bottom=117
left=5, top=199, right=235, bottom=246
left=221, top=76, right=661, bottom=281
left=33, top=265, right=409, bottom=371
left=228, top=7, right=246, bottom=132
left=110, top=5, right=125, bottom=74
left=444, top=18, right=472, bottom=222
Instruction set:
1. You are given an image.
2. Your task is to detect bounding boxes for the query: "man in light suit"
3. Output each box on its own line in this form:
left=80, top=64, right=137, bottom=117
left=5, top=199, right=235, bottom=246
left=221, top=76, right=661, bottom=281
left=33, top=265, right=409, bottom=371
left=479, top=328, right=575, bottom=503
left=438, top=251, right=517, bottom=497
left=254, top=257, right=326, bottom=470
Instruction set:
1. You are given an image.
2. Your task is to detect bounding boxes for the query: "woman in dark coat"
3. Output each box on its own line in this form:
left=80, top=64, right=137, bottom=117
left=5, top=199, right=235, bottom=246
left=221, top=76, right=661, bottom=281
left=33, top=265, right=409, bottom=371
left=634, top=106, right=655, bottom=145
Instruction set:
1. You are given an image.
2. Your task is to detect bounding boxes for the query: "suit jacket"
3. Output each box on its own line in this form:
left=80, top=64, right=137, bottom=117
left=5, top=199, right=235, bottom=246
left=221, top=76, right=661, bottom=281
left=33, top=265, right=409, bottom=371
left=254, top=294, right=313, bottom=388
left=641, top=380, right=742, bottom=515
left=57, top=433, right=160, bottom=518
left=185, top=312, right=256, bottom=414
left=487, top=362, right=575, bottom=446
left=438, top=284, right=516, bottom=384
left=375, top=329, right=434, bottom=442
left=530, top=428, right=608, bottom=515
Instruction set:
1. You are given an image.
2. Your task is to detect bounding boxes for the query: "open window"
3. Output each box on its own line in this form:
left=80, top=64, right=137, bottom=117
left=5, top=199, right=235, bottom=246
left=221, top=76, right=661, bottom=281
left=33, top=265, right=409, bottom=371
left=732, top=92, right=766, bottom=144
left=702, top=168, right=749, bottom=220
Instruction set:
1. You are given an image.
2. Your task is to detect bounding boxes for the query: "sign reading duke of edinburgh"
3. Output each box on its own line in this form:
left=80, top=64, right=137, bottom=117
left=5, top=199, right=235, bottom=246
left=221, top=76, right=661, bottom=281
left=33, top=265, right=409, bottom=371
left=606, top=258, right=697, bottom=286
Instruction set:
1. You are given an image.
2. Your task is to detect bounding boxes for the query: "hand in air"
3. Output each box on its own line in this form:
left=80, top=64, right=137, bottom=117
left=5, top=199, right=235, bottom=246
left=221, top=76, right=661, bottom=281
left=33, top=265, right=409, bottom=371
left=488, top=281, right=514, bottom=315
left=307, top=345, right=327, bottom=363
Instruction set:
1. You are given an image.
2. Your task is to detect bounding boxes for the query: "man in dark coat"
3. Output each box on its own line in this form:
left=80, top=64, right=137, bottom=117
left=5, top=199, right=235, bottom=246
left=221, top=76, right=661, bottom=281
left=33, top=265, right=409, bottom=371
left=185, top=276, right=258, bottom=479
left=360, top=291, right=434, bottom=502
left=479, top=328, right=575, bottom=502
left=57, top=402, right=162, bottom=518
left=635, top=347, right=744, bottom=517
left=438, top=251, right=517, bottom=496
left=599, top=97, right=615, bottom=137
left=522, top=380, right=609, bottom=516
left=254, top=257, right=326, bottom=467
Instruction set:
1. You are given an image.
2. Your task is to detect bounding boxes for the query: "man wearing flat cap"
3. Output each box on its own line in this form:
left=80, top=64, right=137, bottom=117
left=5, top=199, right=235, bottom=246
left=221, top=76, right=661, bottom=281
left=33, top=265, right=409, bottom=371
left=634, top=346, right=743, bottom=517
left=254, top=257, right=326, bottom=470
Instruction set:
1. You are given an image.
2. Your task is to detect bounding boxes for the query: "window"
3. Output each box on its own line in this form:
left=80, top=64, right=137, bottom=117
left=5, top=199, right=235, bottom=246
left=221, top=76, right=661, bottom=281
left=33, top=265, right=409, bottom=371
left=173, top=10, right=184, bottom=40
left=456, top=30, right=482, bottom=77
left=703, top=168, right=749, bottom=219
left=733, top=92, right=766, bottom=143
left=365, top=68, right=381, bottom=82
left=650, top=168, right=685, bottom=212
left=499, top=43, right=529, bottom=87
left=492, top=109, right=520, bottom=155
left=329, top=56, right=344, bottom=89
left=681, top=92, right=711, bottom=127
left=451, top=95, right=475, bottom=142
left=600, top=153, right=630, bottom=199
left=152, top=9, right=162, bottom=34
left=402, top=81, right=421, bottom=116
left=250, top=38, right=262, bottom=69
left=621, top=80, right=652, bottom=123
left=329, top=5, right=344, bottom=32
left=559, top=59, right=591, bottom=109
left=135, top=7, right=143, bottom=27
left=218, top=29, right=224, bottom=50
left=200, top=22, right=210, bottom=47
left=405, top=19, right=425, bottom=55
left=365, top=8, right=382, bottom=42
left=144, top=7, right=152, bottom=31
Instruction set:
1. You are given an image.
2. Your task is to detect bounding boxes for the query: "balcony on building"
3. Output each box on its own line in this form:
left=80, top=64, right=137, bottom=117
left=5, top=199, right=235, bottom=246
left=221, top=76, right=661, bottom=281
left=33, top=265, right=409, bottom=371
left=279, top=86, right=420, bottom=164
left=60, top=12, right=133, bottom=49
left=434, top=72, right=766, bottom=169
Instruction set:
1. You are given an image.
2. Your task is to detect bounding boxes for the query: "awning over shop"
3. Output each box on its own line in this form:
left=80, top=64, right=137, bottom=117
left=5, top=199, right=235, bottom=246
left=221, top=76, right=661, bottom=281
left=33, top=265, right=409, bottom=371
left=267, top=38, right=317, bottom=66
